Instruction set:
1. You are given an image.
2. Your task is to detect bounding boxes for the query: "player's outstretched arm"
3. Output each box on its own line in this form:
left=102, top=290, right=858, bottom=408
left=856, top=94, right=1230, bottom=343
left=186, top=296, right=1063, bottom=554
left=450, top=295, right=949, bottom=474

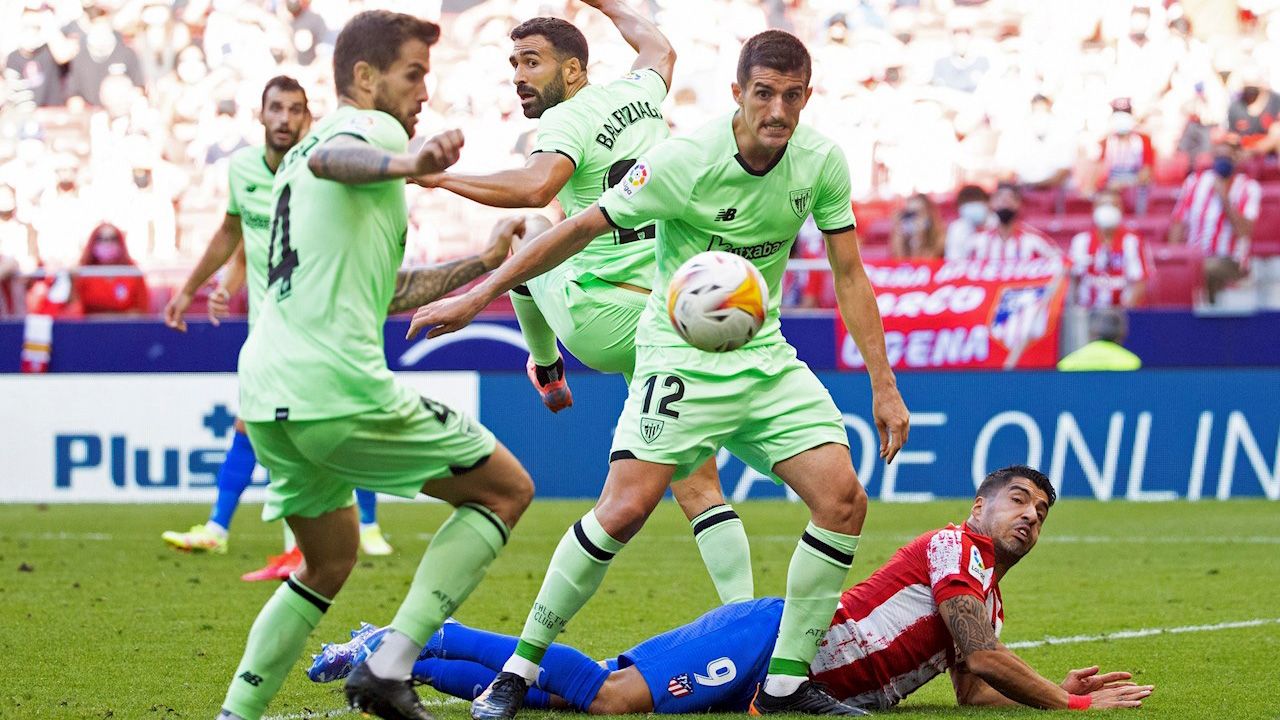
left=825, top=227, right=909, bottom=463
left=581, top=0, right=676, bottom=87
left=309, top=130, right=463, bottom=185
left=387, top=216, right=524, bottom=314
left=163, top=212, right=243, bottom=332
left=406, top=204, right=610, bottom=339
left=416, top=152, right=575, bottom=208
left=940, top=596, right=1153, bottom=710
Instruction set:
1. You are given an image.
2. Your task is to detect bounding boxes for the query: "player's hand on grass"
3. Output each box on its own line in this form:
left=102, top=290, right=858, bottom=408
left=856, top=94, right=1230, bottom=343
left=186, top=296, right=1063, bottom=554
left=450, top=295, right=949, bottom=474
left=163, top=290, right=193, bottom=332
left=207, top=286, right=231, bottom=326
left=413, top=129, right=464, bottom=177
left=1062, top=666, right=1134, bottom=694
left=873, top=385, right=910, bottom=464
left=482, top=216, right=526, bottom=270
left=406, top=291, right=487, bottom=340
left=1088, top=682, right=1154, bottom=709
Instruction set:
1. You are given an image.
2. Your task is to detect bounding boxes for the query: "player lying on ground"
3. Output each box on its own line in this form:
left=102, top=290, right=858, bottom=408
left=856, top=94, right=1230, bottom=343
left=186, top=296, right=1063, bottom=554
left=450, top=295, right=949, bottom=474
left=311, top=466, right=1153, bottom=713
left=414, top=0, right=757, bottom=608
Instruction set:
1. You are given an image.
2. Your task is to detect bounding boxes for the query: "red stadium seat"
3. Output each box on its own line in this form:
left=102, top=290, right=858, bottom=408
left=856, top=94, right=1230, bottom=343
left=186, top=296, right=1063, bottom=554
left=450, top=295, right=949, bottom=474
left=1145, top=244, right=1204, bottom=307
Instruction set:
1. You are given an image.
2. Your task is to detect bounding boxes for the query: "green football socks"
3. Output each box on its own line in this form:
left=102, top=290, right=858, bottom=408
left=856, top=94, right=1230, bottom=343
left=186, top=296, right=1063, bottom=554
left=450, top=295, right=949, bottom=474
left=690, top=504, right=754, bottom=604
left=511, top=287, right=561, bottom=366
left=221, top=575, right=331, bottom=720
left=765, top=522, right=859, bottom=694
left=504, top=510, right=625, bottom=680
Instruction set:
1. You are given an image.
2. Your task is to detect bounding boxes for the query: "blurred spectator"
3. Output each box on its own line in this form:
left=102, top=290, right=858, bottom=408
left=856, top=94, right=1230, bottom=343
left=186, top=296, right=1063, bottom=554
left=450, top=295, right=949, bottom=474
left=0, top=184, right=34, bottom=315
left=962, top=182, right=1061, bottom=261
left=1057, top=308, right=1142, bottom=371
left=33, top=154, right=97, bottom=268
left=4, top=4, right=68, bottom=107
left=286, top=0, right=330, bottom=67
left=931, top=23, right=989, bottom=94
left=1169, top=136, right=1261, bottom=303
left=783, top=217, right=826, bottom=308
left=889, top=193, right=945, bottom=259
left=1227, top=66, right=1280, bottom=156
left=1092, top=102, right=1154, bottom=212
left=944, top=183, right=992, bottom=260
left=63, top=7, right=146, bottom=105
left=996, top=94, right=1076, bottom=191
left=1069, top=189, right=1148, bottom=309
left=73, top=222, right=149, bottom=314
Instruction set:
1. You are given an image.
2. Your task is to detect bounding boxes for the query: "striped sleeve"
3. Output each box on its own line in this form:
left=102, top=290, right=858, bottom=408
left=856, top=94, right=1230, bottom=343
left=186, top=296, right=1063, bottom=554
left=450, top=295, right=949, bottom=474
left=1122, top=232, right=1147, bottom=281
left=1171, top=173, right=1199, bottom=221
left=926, top=529, right=984, bottom=604
left=1241, top=179, right=1262, bottom=221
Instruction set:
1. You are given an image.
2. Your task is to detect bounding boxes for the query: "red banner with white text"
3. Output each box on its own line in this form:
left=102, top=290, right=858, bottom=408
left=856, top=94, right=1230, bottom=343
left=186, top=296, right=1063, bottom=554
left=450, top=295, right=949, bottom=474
left=836, top=258, right=1069, bottom=370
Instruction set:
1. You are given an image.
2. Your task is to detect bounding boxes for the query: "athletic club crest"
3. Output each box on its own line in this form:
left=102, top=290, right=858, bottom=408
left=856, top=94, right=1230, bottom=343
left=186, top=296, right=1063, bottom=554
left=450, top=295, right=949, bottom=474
left=789, top=187, right=813, bottom=218
left=640, top=417, right=665, bottom=444
left=667, top=673, right=693, bottom=697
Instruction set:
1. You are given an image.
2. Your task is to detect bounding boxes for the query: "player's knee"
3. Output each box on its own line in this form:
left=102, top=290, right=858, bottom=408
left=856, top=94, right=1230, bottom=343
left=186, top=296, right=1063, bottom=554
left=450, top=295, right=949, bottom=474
left=594, top=498, right=652, bottom=543
left=811, top=474, right=867, bottom=533
left=298, top=553, right=356, bottom=596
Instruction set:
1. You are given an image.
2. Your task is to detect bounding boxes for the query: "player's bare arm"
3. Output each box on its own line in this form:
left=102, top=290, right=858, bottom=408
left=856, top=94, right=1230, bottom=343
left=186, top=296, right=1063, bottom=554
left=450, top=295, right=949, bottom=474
left=387, top=216, right=524, bottom=314
left=163, top=212, right=244, bottom=332
left=940, top=595, right=1153, bottom=710
left=825, top=226, right=909, bottom=462
left=207, top=242, right=247, bottom=326
left=582, top=0, right=676, bottom=87
left=309, top=129, right=463, bottom=185
left=406, top=204, right=610, bottom=338
left=414, top=151, right=575, bottom=208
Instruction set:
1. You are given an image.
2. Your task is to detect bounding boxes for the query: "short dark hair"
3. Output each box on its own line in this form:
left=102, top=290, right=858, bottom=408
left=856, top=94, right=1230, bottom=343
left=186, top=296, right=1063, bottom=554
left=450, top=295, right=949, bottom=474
left=994, top=181, right=1022, bottom=200
left=261, top=75, right=307, bottom=108
left=977, top=465, right=1057, bottom=507
left=510, top=17, right=588, bottom=67
left=737, top=30, right=811, bottom=88
left=956, top=184, right=988, bottom=204
left=333, top=10, right=440, bottom=97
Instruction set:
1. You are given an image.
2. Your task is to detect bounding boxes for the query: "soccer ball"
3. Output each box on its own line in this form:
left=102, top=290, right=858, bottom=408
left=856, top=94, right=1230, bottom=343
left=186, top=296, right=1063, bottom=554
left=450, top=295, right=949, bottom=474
left=666, top=251, right=768, bottom=352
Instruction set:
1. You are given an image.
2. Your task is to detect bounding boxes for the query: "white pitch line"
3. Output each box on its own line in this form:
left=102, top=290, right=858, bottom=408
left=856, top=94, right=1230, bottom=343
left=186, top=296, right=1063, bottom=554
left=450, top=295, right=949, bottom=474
left=3, top=531, right=115, bottom=541
left=1006, top=617, right=1280, bottom=649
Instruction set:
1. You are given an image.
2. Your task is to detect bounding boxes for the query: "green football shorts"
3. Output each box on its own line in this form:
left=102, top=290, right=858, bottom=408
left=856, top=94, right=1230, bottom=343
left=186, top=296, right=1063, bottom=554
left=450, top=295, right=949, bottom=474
left=610, top=343, right=849, bottom=482
left=246, top=389, right=496, bottom=522
left=527, top=263, right=648, bottom=379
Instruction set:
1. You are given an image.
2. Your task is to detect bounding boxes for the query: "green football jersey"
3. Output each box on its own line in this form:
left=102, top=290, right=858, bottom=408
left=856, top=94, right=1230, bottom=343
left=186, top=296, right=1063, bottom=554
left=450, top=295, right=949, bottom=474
left=532, top=68, right=669, bottom=287
left=597, top=113, right=857, bottom=350
left=238, top=105, right=411, bottom=422
left=225, top=145, right=276, bottom=326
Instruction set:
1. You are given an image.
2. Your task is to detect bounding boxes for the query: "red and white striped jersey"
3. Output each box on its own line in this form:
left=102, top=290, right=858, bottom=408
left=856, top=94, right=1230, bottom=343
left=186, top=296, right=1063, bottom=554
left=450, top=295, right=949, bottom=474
left=1171, top=170, right=1261, bottom=259
left=964, top=223, right=1061, bottom=262
left=1069, top=228, right=1149, bottom=308
left=1099, top=133, right=1154, bottom=185
left=810, top=523, right=1003, bottom=710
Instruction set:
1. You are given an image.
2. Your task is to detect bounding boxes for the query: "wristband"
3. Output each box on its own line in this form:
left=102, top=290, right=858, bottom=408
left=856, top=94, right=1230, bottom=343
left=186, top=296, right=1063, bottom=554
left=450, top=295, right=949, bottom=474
left=1068, top=694, right=1092, bottom=710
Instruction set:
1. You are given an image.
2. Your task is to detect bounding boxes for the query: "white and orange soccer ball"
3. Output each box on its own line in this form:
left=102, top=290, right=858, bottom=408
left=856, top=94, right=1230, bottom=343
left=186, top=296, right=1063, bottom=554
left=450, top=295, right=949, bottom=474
left=666, top=251, right=768, bottom=352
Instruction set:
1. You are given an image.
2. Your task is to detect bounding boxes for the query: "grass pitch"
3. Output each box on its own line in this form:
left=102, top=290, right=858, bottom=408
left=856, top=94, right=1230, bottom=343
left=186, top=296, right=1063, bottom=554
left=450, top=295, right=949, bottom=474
left=2, top=500, right=1277, bottom=719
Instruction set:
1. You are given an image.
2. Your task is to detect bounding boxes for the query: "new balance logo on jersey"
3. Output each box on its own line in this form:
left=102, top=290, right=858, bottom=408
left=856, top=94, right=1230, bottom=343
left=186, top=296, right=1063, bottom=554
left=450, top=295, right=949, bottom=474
left=239, top=671, right=264, bottom=687
left=245, top=184, right=258, bottom=193
left=715, top=208, right=738, bottom=221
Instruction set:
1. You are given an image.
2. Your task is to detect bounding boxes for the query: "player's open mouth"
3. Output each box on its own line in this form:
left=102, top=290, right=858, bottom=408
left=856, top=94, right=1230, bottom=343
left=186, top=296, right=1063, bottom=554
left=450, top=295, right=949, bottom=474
left=1013, top=526, right=1030, bottom=541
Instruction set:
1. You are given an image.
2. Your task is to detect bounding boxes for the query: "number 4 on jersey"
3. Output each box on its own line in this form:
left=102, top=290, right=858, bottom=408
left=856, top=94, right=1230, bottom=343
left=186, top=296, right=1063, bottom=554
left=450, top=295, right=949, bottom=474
left=267, top=184, right=300, bottom=299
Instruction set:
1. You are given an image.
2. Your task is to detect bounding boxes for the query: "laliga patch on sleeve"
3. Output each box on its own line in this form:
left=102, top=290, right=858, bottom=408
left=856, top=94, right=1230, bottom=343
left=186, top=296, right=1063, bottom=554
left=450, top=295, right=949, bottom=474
left=622, top=71, right=644, bottom=81
left=343, top=114, right=379, bottom=135
left=617, top=160, right=650, bottom=198
left=968, top=545, right=992, bottom=589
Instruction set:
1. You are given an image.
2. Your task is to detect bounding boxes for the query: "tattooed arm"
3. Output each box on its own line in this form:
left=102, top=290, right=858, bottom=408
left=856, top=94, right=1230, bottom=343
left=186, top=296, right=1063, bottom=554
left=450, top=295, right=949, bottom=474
left=388, top=215, right=526, bottom=314
left=939, top=595, right=1071, bottom=709
left=309, top=129, right=463, bottom=185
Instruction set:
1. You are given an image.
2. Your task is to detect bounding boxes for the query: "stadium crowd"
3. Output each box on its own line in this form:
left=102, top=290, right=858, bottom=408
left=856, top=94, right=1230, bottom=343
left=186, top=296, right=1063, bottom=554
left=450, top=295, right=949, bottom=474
left=1, top=0, right=1278, bottom=317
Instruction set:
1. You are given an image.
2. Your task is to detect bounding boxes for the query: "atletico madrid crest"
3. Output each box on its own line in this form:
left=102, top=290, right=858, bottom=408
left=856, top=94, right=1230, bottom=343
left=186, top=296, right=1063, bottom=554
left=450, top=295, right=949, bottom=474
left=667, top=673, right=693, bottom=697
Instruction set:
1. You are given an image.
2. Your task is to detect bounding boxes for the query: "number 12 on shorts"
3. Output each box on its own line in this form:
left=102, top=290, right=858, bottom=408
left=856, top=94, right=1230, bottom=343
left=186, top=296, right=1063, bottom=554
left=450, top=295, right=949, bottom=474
left=641, top=374, right=684, bottom=418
